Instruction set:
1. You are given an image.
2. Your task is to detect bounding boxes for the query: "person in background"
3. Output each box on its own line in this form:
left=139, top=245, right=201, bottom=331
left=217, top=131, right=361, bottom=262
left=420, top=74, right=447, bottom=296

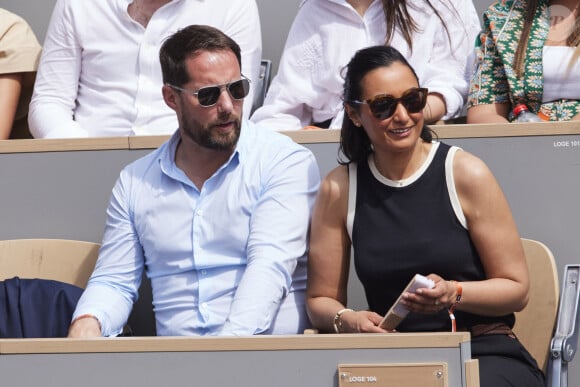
left=467, top=0, right=580, bottom=123
left=306, top=45, right=544, bottom=386
left=250, top=0, right=480, bottom=130
left=29, top=0, right=261, bottom=138
left=0, top=8, right=41, bottom=139
left=68, top=25, right=320, bottom=338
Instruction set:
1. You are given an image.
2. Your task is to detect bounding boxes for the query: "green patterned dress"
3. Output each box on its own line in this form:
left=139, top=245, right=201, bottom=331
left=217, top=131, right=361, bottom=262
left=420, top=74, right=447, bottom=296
left=468, top=0, right=580, bottom=121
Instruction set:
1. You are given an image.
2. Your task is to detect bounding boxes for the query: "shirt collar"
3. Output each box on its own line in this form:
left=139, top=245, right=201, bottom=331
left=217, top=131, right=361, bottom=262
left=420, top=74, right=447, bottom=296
left=159, top=122, right=248, bottom=185
left=118, top=0, right=194, bottom=13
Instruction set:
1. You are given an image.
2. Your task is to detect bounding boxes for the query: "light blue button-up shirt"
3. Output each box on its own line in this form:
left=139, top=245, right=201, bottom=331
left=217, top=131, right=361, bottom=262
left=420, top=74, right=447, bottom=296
left=73, top=121, right=320, bottom=336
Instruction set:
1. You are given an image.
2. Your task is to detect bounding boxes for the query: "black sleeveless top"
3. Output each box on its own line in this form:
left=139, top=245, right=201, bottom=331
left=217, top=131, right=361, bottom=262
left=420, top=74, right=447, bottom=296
left=351, top=142, right=514, bottom=332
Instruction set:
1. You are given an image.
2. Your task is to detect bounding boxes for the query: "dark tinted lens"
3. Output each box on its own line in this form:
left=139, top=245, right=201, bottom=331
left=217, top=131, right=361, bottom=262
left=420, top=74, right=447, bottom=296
left=197, top=86, right=222, bottom=106
left=366, top=88, right=427, bottom=119
left=228, top=79, right=250, bottom=100
left=369, top=96, right=397, bottom=120
left=402, top=89, right=427, bottom=113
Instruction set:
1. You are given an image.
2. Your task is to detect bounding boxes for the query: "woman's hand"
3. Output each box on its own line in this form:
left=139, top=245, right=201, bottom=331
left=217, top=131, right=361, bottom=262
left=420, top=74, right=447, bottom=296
left=338, top=310, right=389, bottom=333
left=400, top=275, right=458, bottom=314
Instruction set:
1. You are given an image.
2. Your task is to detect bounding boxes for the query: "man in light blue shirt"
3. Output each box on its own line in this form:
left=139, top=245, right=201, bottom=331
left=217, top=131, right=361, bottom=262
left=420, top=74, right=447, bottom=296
left=68, top=25, right=320, bottom=337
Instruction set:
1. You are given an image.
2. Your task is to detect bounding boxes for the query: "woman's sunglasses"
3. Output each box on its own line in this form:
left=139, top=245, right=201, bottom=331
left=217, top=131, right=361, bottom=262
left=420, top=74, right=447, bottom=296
left=349, top=87, right=428, bottom=120
left=168, top=77, right=251, bottom=107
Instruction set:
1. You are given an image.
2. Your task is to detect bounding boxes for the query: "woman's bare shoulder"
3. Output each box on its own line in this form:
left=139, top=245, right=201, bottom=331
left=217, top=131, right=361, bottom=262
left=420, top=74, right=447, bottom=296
left=452, top=148, right=502, bottom=200
left=320, top=164, right=349, bottom=196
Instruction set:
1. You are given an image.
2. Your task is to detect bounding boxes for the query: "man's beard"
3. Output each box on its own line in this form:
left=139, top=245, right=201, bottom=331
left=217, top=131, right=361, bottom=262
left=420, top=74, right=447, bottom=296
left=181, top=112, right=241, bottom=151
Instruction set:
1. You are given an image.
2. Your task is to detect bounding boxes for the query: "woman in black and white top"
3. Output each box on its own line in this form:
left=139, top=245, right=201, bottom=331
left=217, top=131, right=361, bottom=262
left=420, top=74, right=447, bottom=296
left=306, top=45, right=544, bottom=387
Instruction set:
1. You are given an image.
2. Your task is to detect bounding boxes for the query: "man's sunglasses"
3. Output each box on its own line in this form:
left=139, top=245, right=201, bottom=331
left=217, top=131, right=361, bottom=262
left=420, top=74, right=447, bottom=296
left=349, top=87, right=428, bottom=120
left=168, top=77, right=250, bottom=107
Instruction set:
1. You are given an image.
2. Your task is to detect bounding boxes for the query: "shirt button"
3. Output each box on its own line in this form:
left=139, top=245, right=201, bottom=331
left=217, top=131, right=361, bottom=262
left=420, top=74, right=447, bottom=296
left=202, top=302, right=208, bottom=308
left=196, top=210, right=203, bottom=216
left=201, top=269, right=207, bottom=276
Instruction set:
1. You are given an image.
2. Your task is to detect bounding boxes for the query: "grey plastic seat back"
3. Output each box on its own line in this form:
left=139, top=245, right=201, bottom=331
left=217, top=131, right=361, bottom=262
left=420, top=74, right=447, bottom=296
left=548, top=264, right=580, bottom=387
left=251, top=59, right=272, bottom=114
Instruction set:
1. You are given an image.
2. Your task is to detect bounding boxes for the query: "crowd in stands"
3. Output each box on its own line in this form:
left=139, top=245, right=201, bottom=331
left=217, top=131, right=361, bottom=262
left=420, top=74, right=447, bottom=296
left=27, top=0, right=261, bottom=138
left=2, top=2, right=579, bottom=385
left=251, top=0, right=480, bottom=129
left=2, top=0, right=580, bottom=138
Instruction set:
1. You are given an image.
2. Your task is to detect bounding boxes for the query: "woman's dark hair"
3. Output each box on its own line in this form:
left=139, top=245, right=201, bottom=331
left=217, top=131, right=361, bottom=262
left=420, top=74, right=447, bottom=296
left=159, top=25, right=242, bottom=87
left=381, top=0, right=452, bottom=52
left=339, top=45, right=434, bottom=164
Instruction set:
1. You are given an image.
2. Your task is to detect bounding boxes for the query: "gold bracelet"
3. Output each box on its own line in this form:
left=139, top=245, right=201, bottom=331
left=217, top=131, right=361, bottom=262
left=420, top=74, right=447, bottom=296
left=333, top=308, right=354, bottom=333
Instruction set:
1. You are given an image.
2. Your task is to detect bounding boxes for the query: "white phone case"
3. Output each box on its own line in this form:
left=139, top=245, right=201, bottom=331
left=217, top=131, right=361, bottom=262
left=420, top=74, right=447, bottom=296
left=379, top=274, right=435, bottom=331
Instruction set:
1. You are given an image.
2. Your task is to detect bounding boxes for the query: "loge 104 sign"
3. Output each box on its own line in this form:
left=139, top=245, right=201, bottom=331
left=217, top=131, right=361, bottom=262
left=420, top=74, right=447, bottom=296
left=338, top=363, right=447, bottom=387
left=342, top=375, right=378, bottom=383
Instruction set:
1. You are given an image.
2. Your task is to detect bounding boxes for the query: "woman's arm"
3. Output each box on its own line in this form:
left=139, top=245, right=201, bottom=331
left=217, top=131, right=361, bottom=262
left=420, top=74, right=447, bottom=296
left=467, top=7, right=513, bottom=124
left=408, top=149, right=528, bottom=315
left=451, top=150, right=528, bottom=315
left=417, top=0, right=481, bottom=121
left=0, top=10, right=40, bottom=139
left=307, top=166, right=385, bottom=333
left=424, top=93, right=447, bottom=123
left=0, top=73, right=23, bottom=139
left=466, top=103, right=511, bottom=123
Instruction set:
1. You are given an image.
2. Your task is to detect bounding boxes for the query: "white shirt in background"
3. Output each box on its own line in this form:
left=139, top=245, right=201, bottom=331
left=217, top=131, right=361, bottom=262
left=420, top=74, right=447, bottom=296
left=251, top=0, right=480, bottom=131
left=542, top=46, right=580, bottom=103
left=29, top=0, right=262, bottom=138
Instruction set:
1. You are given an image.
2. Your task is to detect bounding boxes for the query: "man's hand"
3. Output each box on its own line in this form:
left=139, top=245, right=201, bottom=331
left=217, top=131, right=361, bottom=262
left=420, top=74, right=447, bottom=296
left=67, top=314, right=102, bottom=338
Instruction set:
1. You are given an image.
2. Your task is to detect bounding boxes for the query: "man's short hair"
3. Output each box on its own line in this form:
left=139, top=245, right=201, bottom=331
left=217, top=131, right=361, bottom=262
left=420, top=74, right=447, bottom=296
left=160, top=25, right=242, bottom=87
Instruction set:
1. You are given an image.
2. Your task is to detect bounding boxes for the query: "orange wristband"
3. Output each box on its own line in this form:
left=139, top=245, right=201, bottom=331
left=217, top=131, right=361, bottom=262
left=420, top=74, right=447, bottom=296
left=450, top=281, right=462, bottom=310
left=448, top=281, right=462, bottom=332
